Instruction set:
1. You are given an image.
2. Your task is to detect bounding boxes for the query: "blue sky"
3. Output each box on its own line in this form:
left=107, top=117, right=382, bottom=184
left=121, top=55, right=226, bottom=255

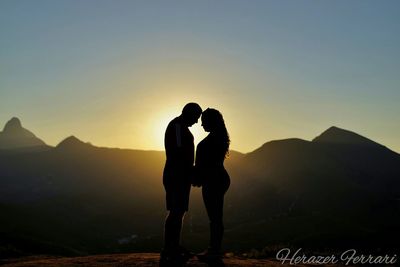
left=1, top=0, right=399, bottom=152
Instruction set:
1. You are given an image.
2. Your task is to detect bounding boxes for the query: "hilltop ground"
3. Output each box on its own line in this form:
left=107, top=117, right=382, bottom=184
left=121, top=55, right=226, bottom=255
left=0, top=253, right=345, bottom=267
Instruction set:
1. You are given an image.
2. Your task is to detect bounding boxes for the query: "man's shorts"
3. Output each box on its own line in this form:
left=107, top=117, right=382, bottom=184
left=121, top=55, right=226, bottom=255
left=164, top=182, right=191, bottom=212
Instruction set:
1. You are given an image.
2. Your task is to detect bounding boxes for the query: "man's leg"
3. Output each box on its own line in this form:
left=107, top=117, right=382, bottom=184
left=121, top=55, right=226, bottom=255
left=164, top=209, right=185, bottom=250
left=161, top=182, right=192, bottom=266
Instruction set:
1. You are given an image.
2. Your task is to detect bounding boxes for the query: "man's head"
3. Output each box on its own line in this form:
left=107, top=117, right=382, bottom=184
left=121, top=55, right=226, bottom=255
left=181, top=103, right=202, bottom=127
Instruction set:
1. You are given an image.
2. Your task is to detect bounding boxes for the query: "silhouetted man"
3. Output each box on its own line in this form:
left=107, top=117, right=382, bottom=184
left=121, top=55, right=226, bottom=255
left=160, top=103, right=202, bottom=266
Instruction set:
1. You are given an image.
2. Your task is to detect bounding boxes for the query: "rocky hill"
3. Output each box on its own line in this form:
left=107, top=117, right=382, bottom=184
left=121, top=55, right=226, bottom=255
left=0, top=117, right=48, bottom=150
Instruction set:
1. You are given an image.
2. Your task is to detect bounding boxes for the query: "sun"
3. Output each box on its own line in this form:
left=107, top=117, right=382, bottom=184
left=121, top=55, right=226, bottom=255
left=150, top=108, right=208, bottom=151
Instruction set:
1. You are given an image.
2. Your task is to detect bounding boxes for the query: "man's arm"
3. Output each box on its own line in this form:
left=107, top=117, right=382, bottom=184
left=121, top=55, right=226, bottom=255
left=165, top=122, right=185, bottom=164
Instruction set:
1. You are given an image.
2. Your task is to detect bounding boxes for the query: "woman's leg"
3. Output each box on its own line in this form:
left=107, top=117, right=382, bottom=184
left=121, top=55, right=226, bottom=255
left=203, top=185, right=225, bottom=253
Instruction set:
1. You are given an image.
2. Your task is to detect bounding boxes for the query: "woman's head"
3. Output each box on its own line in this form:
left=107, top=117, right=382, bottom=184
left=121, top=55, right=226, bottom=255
left=201, top=108, right=222, bottom=132
left=201, top=108, right=230, bottom=157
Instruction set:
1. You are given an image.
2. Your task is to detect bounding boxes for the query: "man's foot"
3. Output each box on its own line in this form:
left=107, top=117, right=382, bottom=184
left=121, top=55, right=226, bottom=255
left=197, top=248, right=224, bottom=266
left=159, top=257, right=185, bottom=267
left=160, top=252, right=185, bottom=267
left=177, top=246, right=195, bottom=261
left=160, top=246, right=193, bottom=267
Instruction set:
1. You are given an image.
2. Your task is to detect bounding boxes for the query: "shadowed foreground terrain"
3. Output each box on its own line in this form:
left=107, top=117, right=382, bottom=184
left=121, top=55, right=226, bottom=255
left=1, top=118, right=399, bottom=257
left=0, top=253, right=347, bottom=267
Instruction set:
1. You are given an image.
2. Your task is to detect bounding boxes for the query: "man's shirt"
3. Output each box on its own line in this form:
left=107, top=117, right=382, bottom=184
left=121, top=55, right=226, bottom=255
left=163, top=116, right=194, bottom=185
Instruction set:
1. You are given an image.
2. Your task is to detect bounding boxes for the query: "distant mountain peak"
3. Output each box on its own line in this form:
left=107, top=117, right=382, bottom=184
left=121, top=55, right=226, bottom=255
left=312, top=126, right=380, bottom=146
left=56, top=135, right=92, bottom=150
left=0, top=117, right=47, bottom=149
left=62, top=135, right=81, bottom=143
left=3, top=117, right=23, bottom=132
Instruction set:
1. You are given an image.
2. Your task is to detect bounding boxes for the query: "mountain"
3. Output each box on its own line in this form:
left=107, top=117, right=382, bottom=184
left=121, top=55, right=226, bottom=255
left=55, top=135, right=93, bottom=151
left=312, top=126, right=383, bottom=147
left=0, top=122, right=399, bottom=257
left=0, top=117, right=48, bottom=150
left=222, top=127, right=400, bottom=251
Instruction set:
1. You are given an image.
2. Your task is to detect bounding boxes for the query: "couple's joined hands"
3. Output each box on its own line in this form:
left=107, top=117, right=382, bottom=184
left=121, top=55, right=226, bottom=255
left=191, top=177, right=202, bottom=187
left=191, top=166, right=203, bottom=187
left=192, top=175, right=203, bottom=187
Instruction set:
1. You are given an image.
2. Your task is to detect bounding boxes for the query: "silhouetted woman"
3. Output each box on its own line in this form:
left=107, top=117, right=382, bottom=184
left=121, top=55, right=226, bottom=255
left=194, top=108, right=230, bottom=263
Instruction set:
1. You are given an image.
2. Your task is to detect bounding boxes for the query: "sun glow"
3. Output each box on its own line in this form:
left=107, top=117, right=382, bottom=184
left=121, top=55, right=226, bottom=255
left=127, top=73, right=229, bottom=151
left=150, top=107, right=208, bottom=151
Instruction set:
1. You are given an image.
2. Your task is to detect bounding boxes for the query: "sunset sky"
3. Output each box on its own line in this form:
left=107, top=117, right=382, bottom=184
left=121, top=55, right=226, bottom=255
left=1, top=0, right=399, bottom=153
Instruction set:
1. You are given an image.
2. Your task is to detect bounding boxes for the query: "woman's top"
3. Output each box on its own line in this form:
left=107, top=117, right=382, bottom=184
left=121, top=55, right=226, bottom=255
left=195, top=132, right=230, bottom=187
